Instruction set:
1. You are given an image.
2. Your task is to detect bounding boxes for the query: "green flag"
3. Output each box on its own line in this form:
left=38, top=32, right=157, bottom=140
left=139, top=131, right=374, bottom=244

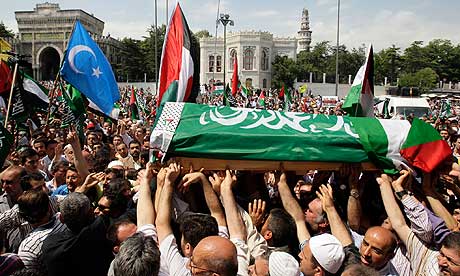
left=284, top=89, right=292, bottom=112
left=62, top=84, right=86, bottom=140
left=151, top=103, right=451, bottom=173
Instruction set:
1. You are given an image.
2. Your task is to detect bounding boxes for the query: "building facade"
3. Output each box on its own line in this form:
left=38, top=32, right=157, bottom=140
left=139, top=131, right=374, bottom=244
left=199, top=31, right=297, bottom=89
left=199, top=8, right=311, bottom=89
left=297, top=8, right=312, bottom=53
left=14, top=2, right=123, bottom=80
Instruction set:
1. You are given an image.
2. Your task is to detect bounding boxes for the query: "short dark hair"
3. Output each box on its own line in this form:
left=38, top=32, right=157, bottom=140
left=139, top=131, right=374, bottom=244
left=50, top=160, right=70, bottom=174
left=442, top=232, right=460, bottom=251
left=266, top=208, right=296, bottom=247
left=33, top=137, right=47, bottom=146
left=179, top=212, right=218, bottom=248
left=19, top=148, right=38, bottom=165
left=60, top=192, right=93, bottom=233
left=129, top=140, right=141, bottom=147
left=104, top=178, right=131, bottom=216
left=17, top=189, right=50, bottom=224
left=45, top=139, right=58, bottom=149
left=104, top=168, right=124, bottom=179
left=112, top=233, right=160, bottom=276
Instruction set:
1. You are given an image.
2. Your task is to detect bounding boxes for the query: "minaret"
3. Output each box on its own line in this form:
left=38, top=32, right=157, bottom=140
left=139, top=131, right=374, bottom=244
left=297, top=8, right=312, bottom=53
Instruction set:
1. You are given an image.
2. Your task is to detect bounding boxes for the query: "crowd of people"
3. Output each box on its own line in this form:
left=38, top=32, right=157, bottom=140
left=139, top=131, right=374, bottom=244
left=1, top=82, right=460, bottom=276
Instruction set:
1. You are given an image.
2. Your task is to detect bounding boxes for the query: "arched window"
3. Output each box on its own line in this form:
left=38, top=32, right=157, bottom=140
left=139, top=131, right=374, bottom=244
left=216, top=55, right=222, bottom=72
left=229, top=49, right=237, bottom=71
left=261, top=49, right=269, bottom=71
left=208, top=55, right=215, bottom=72
left=243, top=48, right=254, bottom=70
left=263, top=79, right=267, bottom=88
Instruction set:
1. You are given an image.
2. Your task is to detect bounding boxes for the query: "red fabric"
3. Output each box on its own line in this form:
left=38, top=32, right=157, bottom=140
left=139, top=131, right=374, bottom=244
left=130, top=87, right=136, bottom=105
left=400, top=140, right=452, bottom=173
left=157, top=3, right=185, bottom=107
left=279, top=86, right=285, bottom=99
left=231, top=55, right=238, bottom=96
left=0, top=61, right=12, bottom=94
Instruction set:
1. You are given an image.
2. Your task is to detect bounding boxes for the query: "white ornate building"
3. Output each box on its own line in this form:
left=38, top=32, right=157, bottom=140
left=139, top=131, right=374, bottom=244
left=199, top=9, right=312, bottom=89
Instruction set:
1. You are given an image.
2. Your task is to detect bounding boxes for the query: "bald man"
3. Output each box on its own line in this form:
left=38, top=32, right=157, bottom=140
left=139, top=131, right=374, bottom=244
left=360, top=226, right=398, bottom=275
left=189, top=236, right=238, bottom=276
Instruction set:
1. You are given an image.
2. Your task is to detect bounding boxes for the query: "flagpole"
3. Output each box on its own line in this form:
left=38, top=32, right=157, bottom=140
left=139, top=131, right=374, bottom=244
left=166, top=0, right=169, bottom=24
left=213, top=0, right=221, bottom=83
left=4, top=62, right=18, bottom=127
left=154, top=0, right=158, bottom=96
left=335, top=0, right=340, bottom=97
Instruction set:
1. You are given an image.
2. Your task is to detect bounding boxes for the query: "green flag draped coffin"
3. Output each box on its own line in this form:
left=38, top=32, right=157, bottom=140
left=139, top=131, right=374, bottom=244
left=150, top=103, right=451, bottom=172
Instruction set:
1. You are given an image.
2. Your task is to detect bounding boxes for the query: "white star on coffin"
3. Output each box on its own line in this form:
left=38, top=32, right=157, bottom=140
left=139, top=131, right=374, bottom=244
left=92, top=67, right=103, bottom=78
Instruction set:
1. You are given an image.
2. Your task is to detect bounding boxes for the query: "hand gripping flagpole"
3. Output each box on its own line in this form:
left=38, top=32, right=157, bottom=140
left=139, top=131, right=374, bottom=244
left=4, top=62, right=18, bottom=127
left=45, top=73, right=62, bottom=124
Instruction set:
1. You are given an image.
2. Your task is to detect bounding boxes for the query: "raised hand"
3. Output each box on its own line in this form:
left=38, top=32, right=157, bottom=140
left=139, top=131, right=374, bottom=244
left=165, top=162, right=181, bottom=185
left=391, top=170, right=411, bottom=191
left=316, top=184, right=335, bottom=211
left=209, top=171, right=225, bottom=195
left=248, top=199, right=266, bottom=229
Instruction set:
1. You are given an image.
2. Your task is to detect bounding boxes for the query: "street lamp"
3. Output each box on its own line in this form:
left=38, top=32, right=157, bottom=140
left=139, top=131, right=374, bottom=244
left=335, top=0, right=340, bottom=97
left=218, top=14, right=234, bottom=89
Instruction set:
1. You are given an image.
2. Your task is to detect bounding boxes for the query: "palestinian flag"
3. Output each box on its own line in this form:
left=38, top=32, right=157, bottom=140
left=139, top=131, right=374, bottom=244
left=20, top=71, right=49, bottom=110
left=151, top=103, right=451, bottom=173
left=258, top=91, right=266, bottom=107
left=157, top=3, right=195, bottom=109
left=279, top=86, right=285, bottom=99
left=0, top=60, right=12, bottom=94
left=399, top=118, right=452, bottom=173
left=343, top=44, right=374, bottom=117
left=130, top=87, right=140, bottom=120
left=231, top=55, right=239, bottom=96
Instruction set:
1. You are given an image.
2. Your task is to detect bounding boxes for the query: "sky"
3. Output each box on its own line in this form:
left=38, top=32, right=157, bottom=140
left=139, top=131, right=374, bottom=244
left=3, top=0, right=460, bottom=51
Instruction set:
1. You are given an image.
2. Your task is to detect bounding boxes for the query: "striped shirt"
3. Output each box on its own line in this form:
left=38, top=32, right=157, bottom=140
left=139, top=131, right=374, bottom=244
left=18, top=214, right=67, bottom=274
left=0, top=193, right=32, bottom=253
left=405, top=232, right=439, bottom=276
left=391, top=196, right=434, bottom=276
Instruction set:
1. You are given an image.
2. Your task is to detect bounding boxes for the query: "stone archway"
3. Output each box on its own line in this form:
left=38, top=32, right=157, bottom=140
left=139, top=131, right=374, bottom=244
left=38, top=46, right=61, bottom=80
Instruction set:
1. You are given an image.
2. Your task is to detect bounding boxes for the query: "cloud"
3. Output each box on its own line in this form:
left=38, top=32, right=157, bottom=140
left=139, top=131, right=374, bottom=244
left=311, top=9, right=460, bottom=51
left=252, top=10, right=280, bottom=17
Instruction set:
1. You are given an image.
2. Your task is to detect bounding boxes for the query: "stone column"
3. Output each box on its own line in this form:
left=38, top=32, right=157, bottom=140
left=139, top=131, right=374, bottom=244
left=449, top=81, right=452, bottom=89
left=309, top=72, right=313, bottom=83
left=384, top=77, right=388, bottom=86
left=348, top=75, right=352, bottom=85
left=323, top=73, right=326, bottom=84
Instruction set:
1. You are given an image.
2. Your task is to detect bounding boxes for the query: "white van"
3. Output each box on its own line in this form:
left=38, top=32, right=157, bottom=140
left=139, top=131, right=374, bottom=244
left=376, top=96, right=431, bottom=119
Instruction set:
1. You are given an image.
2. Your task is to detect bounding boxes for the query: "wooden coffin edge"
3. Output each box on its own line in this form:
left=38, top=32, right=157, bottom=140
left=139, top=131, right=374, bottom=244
left=174, top=157, right=378, bottom=173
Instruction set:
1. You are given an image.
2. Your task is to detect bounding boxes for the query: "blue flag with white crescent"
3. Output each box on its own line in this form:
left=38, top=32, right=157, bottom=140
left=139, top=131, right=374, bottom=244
left=60, top=20, right=119, bottom=116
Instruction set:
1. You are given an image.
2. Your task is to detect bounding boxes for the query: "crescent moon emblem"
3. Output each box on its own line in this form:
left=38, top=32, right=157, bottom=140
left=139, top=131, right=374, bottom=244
left=68, top=45, right=97, bottom=74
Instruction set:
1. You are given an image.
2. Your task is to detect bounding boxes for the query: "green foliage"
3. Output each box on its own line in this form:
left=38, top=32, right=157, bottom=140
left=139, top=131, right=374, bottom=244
left=399, top=68, right=438, bottom=91
left=295, top=41, right=365, bottom=84
left=0, top=22, right=14, bottom=38
left=375, top=45, right=401, bottom=85
left=272, top=56, right=298, bottom=88
left=194, top=30, right=212, bottom=39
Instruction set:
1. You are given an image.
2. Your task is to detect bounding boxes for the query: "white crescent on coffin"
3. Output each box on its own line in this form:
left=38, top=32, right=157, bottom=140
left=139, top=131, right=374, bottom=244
left=68, top=45, right=97, bottom=74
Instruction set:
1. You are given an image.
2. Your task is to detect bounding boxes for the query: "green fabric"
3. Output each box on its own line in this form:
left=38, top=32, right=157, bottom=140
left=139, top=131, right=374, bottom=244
left=402, top=118, right=442, bottom=149
left=342, top=84, right=363, bottom=116
left=349, top=117, right=395, bottom=172
left=168, top=103, right=368, bottom=162
left=62, top=84, right=86, bottom=140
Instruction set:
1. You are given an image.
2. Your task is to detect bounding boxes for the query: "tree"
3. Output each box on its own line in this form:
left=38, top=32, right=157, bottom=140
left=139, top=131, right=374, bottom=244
left=140, top=24, right=166, bottom=82
left=193, top=30, right=212, bottom=39
left=120, top=38, right=147, bottom=82
left=272, top=55, right=298, bottom=88
left=399, top=67, right=438, bottom=92
left=0, top=22, right=14, bottom=38
left=401, top=41, right=430, bottom=74
left=375, top=45, right=401, bottom=85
